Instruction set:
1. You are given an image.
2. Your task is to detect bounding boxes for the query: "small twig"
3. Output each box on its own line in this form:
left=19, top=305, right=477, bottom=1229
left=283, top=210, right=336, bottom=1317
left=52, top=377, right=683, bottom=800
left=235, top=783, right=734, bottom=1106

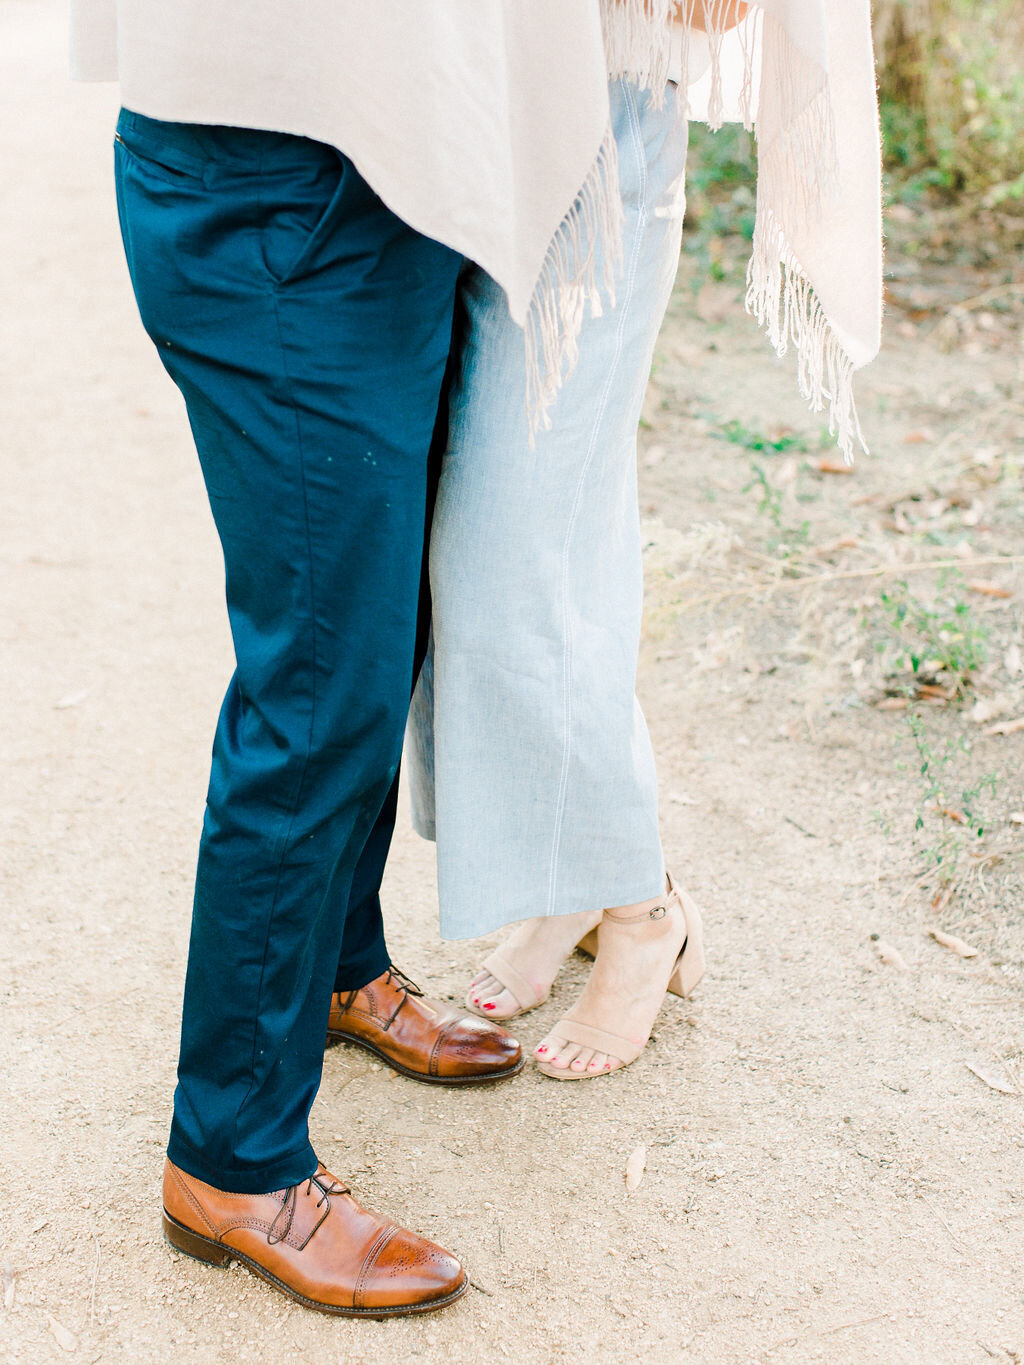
left=784, top=554, right=1024, bottom=594
left=768, top=1312, right=893, bottom=1354
left=784, top=816, right=819, bottom=839
left=920, top=1195, right=975, bottom=1262
left=679, top=554, right=1024, bottom=609
left=943, top=280, right=1024, bottom=314
left=52, top=986, right=145, bottom=1033
left=818, top=1314, right=895, bottom=1339
left=89, top=1237, right=100, bottom=1324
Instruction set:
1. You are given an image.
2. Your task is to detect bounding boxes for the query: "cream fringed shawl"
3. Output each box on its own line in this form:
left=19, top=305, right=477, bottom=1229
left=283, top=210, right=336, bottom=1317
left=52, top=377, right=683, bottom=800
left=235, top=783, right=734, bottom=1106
left=604, top=0, right=882, bottom=455
left=70, top=0, right=881, bottom=454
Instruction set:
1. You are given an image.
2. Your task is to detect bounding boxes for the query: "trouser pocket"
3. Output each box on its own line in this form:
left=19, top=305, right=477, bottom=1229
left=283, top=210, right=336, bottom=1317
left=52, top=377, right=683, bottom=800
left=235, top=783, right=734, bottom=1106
left=114, top=111, right=209, bottom=186
left=258, top=147, right=349, bottom=287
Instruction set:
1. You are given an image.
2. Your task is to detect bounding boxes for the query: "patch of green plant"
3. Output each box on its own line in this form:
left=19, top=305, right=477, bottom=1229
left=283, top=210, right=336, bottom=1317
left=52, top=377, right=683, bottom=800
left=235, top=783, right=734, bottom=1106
left=875, top=0, right=1024, bottom=202
left=682, top=124, right=756, bottom=284
left=904, top=707, right=998, bottom=884
left=875, top=572, right=989, bottom=695
left=687, top=125, right=755, bottom=197
left=743, top=462, right=783, bottom=523
left=741, top=461, right=811, bottom=554
left=720, top=420, right=811, bottom=454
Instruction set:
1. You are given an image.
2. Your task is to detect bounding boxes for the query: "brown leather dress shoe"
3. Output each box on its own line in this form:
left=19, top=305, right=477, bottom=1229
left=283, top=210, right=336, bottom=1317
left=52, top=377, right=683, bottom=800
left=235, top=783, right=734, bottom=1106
left=326, top=967, right=524, bottom=1084
left=162, top=1159, right=467, bottom=1317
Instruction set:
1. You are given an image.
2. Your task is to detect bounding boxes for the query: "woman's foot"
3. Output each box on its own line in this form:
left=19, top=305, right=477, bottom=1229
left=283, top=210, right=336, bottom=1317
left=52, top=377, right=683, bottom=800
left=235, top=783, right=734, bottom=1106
left=533, top=879, right=702, bottom=1079
left=465, top=907, right=603, bottom=1020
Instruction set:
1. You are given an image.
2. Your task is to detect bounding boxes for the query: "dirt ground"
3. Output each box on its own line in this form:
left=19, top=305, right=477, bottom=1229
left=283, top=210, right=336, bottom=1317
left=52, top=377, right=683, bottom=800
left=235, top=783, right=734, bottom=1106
left=2, top=3, right=1022, bottom=1363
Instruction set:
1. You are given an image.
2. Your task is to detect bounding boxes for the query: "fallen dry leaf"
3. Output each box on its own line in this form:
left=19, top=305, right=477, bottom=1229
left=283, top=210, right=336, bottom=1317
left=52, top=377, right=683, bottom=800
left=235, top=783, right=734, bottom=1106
left=872, top=937, right=910, bottom=972
left=813, top=534, right=860, bottom=558
left=625, top=1145, right=647, bottom=1192
left=815, top=459, right=854, bottom=476
left=902, top=429, right=936, bottom=445
left=918, top=683, right=956, bottom=702
left=930, top=885, right=956, bottom=915
left=983, top=716, right=1024, bottom=737
left=48, top=1315, right=77, bottom=1352
left=965, top=1062, right=1017, bottom=1096
left=876, top=697, right=910, bottom=711
left=929, top=928, right=978, bottom=958
left=934, top=806, right=966, bottom=825
left=967, top=580, right=1012, bottom=599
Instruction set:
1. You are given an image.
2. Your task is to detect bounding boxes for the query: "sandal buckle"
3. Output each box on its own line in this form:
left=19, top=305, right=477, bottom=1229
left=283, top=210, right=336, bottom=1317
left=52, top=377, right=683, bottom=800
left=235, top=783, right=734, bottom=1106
left=649, top=905, right=666, bottom=920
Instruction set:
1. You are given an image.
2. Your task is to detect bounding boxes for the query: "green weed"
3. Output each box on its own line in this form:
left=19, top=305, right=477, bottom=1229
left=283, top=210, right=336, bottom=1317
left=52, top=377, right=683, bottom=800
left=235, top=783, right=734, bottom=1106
left=905, top=707, right=998, bottom=884
left=720, top=420, right=811, bottom=454
left=741, top=461, right=811, bottom=554
left=876, top=573, right=989, bottom=695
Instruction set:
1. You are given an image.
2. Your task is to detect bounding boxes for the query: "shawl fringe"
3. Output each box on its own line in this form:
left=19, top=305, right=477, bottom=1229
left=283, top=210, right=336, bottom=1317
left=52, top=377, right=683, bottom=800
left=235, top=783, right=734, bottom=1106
left=526, top=0, right=865, bottom=459
left=524, top=120, right=623, bottom=435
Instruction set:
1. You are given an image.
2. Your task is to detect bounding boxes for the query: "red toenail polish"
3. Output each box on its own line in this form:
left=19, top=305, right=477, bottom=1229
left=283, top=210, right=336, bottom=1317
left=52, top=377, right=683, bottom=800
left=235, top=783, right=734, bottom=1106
left=483, top=1002, right=496, bottom=1010
left=588, top=1062, right=597, bottom=1069
left=604, top=1062, right=611, bottom=1070
left=536, top=1046, right=548, bottom=1054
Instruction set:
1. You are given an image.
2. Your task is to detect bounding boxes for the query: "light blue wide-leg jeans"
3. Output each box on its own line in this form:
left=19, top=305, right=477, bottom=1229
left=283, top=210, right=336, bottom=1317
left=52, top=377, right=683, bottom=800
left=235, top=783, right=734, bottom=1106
left=407, top=80, right=689, bottom=941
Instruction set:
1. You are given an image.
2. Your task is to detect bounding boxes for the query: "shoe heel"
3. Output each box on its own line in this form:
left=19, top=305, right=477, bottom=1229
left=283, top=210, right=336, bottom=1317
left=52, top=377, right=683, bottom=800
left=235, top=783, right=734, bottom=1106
left=162, top=1211, right=233, bottom=1268
left=577, top=928, right=599, bottom=959
left=667, top=894, right=705, bottom=999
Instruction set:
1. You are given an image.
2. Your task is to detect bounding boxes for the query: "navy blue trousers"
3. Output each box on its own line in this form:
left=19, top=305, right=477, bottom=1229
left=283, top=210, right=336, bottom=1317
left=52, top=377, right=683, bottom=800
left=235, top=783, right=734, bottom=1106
left=114, top=110, right=462, bottom=1192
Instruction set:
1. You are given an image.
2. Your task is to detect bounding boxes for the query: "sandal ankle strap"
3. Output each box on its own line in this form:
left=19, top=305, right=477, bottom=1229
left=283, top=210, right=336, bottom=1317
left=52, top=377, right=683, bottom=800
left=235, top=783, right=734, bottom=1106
left=603, top=875, right=679, bottom=925
left=604, top=900, right=669, bottom=924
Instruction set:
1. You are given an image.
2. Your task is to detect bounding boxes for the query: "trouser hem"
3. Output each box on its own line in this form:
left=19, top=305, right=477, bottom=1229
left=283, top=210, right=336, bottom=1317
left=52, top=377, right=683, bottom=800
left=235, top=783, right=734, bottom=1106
left=333, top=942, right=392, bottom=996
left=166, top=1132, right=318, bottom=1195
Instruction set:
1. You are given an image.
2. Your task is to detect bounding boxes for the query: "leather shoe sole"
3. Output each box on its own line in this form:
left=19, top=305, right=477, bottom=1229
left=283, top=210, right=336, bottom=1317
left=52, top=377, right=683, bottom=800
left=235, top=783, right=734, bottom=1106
left=162, top=1210, right=469, bottom=1317
left=325, top=1026, right=526, bottom=1085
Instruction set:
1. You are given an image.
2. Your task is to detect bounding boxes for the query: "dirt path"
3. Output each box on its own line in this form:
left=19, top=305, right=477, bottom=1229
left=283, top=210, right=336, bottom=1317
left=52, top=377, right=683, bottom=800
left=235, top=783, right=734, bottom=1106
left=2, top=4, right=1022, bottom=1362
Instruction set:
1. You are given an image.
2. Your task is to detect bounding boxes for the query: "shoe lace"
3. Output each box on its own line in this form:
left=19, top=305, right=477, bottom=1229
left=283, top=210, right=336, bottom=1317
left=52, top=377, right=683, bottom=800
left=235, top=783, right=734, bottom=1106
left=380, top=965, right=424, bottom=1030
left=267, top=1170, right=349, bottom=1247
left=337, top=965, right=424, bottom=1029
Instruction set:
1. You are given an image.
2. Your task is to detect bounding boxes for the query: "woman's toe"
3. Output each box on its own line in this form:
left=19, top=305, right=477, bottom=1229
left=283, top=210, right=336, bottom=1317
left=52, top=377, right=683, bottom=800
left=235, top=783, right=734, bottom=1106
left=570, top=1048, right=594, bottom=1072
left=466, top=972, right=501, bottom=1008
left=485, top=988, right=520, bottom=1018
left=551, top=1042, right=583, bottom=1070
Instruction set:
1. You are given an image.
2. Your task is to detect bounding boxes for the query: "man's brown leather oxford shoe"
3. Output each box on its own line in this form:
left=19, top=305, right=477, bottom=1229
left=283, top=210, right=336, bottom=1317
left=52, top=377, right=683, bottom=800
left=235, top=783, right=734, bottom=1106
left=326, top=967, right=524, bottom=1084
left=162, top=1159, right=467, bottom=1316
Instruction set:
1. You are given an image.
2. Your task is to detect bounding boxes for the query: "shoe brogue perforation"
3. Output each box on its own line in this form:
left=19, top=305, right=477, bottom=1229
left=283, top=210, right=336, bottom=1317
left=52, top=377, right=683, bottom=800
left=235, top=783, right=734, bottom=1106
left=427, top=1018, right=457, bottom=1075
left=161, top=1159, right=468, bottom=1316
left=354, top=1223, right=398, bottom=1309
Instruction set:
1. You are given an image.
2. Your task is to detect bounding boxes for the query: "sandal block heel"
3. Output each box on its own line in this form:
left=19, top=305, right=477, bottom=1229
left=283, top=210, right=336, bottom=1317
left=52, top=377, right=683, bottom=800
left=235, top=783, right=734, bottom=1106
left=581, top=886, right=704, bottom=997
left=667, top=890, right=705, bottom=999
left=577, top=927, right=599, bottom=959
